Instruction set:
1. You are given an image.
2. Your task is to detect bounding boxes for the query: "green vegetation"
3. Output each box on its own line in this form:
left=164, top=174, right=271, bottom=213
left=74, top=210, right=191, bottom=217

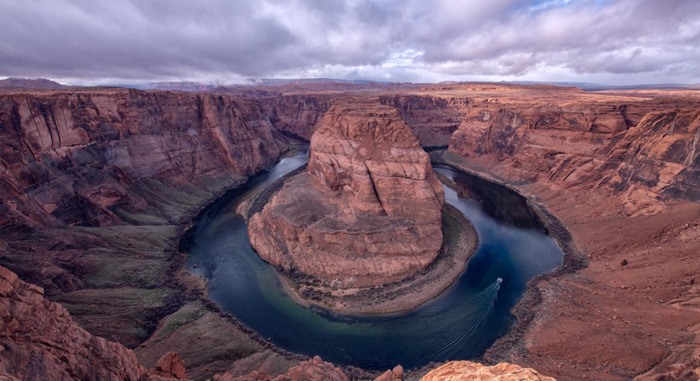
left=52, top=287, right=174, bottom=346
left=154, top=301, right=208, bottom=339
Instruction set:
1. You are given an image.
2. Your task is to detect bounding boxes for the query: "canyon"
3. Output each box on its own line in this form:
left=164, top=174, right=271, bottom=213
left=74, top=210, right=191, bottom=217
left=0, top=83, right=699, bottom=380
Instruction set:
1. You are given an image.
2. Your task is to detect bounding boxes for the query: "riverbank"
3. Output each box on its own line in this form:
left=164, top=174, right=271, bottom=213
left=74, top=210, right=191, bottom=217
left=238, top=169, right=479, bottom=315
left=135, top=145, right=312, bottom=380
left=428, top=150, right=586, bottom=358
left=283, top=202, right=477, bottom=314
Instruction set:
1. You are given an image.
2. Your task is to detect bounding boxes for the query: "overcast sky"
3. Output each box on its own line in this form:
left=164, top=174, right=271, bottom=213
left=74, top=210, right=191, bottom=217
left=1, top=0, right=698, bottom=85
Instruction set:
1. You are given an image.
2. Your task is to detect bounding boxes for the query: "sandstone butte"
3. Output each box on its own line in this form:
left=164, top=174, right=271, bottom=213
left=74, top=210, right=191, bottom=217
left=0, top=83, right=699, bottom=380
left=248, top=101, right=445, bottom=288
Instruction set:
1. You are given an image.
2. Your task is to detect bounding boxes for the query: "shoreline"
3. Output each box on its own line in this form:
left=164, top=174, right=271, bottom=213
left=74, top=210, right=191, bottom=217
left=428, top=150, right=588, bottom=364
left=271, top=202, right=478, bottom=315
left=236, top=162, right=480, bottom=315
left=160, top=145, right=317, bottom=377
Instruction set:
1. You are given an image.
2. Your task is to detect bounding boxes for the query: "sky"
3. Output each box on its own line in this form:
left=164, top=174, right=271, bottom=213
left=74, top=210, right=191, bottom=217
left=0, top=0, right=698, bottom=86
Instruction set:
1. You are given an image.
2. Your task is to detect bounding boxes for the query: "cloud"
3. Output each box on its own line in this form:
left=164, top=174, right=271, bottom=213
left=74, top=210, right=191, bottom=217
left=0, top=0, right=698, bottom=84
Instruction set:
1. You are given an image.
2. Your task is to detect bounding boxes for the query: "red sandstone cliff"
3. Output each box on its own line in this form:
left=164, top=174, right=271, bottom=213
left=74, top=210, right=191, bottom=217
left=0, top=88, right=295, bottom=377
left=420, top=86, right=700, bottom=380
left=248, top=101, right=444, bottom=288
left=0, top=265, right=145, bottom=380
left=0, top=89, right=288, bottom=228
left=446, top=94, right=700, bottom=214
left=378, top=95, right=469, bottom=147
left=0, top=88, right=289, bottom=292
left=257, top=94, right=333, bottom=140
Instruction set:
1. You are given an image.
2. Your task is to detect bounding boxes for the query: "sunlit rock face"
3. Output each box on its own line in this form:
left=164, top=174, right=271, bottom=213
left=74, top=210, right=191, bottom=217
left=420, top=361, right=556, bottom=381
left=248, top=101, right=444, bottom=288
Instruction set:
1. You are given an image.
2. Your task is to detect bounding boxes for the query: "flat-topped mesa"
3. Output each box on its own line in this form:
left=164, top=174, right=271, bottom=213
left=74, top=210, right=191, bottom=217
left=248, top=101, right=445, bottom=288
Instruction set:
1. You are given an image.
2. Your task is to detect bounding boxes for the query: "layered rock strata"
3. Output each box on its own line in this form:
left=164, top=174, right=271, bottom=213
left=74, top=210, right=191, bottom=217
left=248, top=101, right=444, bottom=288
left=443, top=88, right=700, bottom=211
left=0, top=265, right=187, bottom=381
left=379, top=95, right=469, bottom=147
left=418, top=85, right=700, bottom=380
left=0, top=88, right=293, bottom=376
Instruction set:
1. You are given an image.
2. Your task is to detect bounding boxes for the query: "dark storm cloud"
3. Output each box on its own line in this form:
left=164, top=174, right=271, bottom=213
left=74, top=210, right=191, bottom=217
left=0, top=0, right=300, bottom=78
left=0, top=0, right=698, bottom=83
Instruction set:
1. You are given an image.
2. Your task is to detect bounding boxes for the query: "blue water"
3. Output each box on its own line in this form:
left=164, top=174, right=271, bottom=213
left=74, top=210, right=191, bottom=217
left=184, top=152, right=563, bottom=370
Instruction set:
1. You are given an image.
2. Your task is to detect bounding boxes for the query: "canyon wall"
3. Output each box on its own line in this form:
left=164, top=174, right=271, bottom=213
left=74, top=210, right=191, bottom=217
left=423, top=86, right=700, bottom=380
left=446, top=94, right=700, bottom=213
left=0, top=89, right=288, bottom=227
left=258, top=94, right=333, bottom=140
left=378, top=95, right=469, bottom=147
left=0, top=88, right=290, bottom=292
left=0, top=88, right=297, bottom=378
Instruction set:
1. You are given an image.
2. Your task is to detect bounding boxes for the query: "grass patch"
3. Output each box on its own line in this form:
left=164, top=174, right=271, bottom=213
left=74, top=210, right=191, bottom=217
left=52, top=287, right=175, bottom=347
left=154, top=301, right=208, bottom=339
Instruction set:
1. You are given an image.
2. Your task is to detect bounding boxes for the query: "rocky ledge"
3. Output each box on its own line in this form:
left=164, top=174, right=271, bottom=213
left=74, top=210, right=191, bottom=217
left=248, top=100, right=445, bottom=289
left=0, top=265, right=189, bottom=380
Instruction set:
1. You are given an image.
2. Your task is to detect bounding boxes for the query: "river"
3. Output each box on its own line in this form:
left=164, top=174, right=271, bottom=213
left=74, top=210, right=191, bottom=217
left=183, top=150, right=563, bottom=370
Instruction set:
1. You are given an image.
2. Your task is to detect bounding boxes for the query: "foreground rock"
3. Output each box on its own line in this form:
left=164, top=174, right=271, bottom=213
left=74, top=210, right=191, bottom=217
left=214, top=359, right=556, bottom=381
left=421, top=361, right=555, bottom=381
left=214, top=356, right=349, bottom=381
left=248, top=101, right=444, bottom=288
left=0, top=265, right=190, bottom=380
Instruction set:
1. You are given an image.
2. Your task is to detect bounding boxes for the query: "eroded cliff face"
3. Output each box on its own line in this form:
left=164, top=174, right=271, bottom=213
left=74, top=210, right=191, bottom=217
left=421, top=86, right=700, bottom=380
left=0, top=265, right=145, bottom=380
left=256, top=93, right=469, bottom=148
left=0, top=89, right=287, bottom=228
left=0, top=88, right=290, bottom=290
left=248, top=101, right=444, bottom=288
left=445, top=92, right=700, bottom=214
left=0, top=88, right=293, bottom=377
left=258, top=94, right=333, bottom=140
left=606, top=109, right=700, bottom=204
left=379, top=95, right=469, bottom=147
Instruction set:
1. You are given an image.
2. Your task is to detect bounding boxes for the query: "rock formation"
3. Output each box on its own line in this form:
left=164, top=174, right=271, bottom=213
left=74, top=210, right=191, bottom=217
left=379, top=95, right=469, bottom=147
left=0, top=88, right=293, bottom=375
left=258, top=94, right=333, bottom=140
left=213, top=356, right=350, bottom=381
left=444, top=88, right=700, bottom=212
left=0, top=88, right=288, bottom=231
left=420, top=361, right=556, bottom=381
left=248, top=101, right=444, bottom=288
left=0, top=265, right=185, bottom=380
left=423, top=85, right=700, bottom=380
left=375, top=365, right=404, bottom=381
